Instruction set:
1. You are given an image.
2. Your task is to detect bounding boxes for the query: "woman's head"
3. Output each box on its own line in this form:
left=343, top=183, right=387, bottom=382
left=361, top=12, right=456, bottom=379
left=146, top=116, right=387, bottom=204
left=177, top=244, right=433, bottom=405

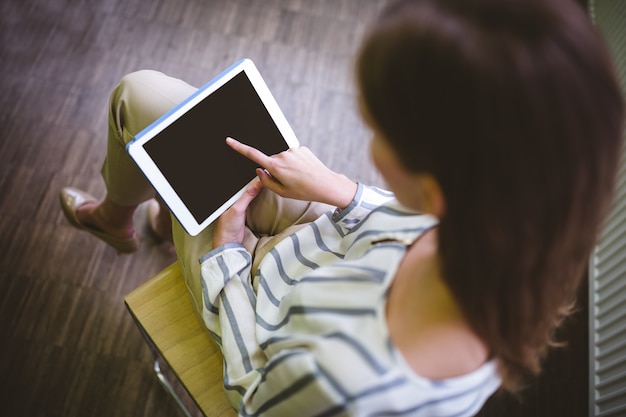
left=358, top=0, right=624, bottom=390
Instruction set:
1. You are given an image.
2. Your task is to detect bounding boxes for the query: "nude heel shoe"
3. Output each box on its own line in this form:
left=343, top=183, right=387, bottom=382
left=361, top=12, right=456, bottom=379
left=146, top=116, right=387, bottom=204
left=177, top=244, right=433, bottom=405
left=59, top=187, right=140, bottom=253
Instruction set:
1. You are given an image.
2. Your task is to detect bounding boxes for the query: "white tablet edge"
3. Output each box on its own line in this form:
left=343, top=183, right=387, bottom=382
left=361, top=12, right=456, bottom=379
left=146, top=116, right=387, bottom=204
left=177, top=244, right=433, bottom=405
left=126, top=58, right=299, bottom=236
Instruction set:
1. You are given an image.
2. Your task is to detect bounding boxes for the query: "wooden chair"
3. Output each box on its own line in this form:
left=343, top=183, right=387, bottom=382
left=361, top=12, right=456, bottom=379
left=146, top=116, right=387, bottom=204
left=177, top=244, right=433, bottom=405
left=125, top=262, right=236, bottom=417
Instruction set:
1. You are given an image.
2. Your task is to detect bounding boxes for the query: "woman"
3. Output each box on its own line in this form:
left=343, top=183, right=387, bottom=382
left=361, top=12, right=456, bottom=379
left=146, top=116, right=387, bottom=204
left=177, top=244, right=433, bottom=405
left=60, top=0, right=624, bottom=415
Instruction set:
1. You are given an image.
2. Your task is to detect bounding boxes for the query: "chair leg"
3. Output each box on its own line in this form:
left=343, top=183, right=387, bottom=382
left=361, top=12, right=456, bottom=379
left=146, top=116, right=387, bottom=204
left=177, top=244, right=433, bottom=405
left=153, top=358, right=195, bottom=417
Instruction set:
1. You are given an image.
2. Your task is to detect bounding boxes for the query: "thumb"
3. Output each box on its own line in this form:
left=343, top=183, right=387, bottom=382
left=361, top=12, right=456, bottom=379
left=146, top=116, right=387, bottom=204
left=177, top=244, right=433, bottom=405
left=256, top=168, right=285, bottom=195
left=236, top=177, right=263, bottom=208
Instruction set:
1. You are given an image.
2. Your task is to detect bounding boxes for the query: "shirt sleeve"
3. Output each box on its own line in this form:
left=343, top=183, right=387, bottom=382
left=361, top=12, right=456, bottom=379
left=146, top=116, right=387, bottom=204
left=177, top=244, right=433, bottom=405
left=332, top=183, right=396, bottom=234
left=199, top=244, right=349, bottom=416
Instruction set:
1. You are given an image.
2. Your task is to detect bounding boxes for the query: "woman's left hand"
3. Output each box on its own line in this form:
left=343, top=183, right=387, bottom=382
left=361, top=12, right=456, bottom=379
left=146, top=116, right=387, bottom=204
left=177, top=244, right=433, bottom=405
left=212, top=177, right=264, bottom=248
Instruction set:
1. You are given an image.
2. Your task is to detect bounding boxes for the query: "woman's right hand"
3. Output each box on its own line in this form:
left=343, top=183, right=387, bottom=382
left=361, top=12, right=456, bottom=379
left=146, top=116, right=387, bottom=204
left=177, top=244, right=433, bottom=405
left=226, top=137, right=357, bottom=209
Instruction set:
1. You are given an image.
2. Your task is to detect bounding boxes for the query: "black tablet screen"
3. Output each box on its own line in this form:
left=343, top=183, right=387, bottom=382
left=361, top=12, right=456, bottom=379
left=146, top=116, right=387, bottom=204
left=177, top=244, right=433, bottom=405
left=143, top=71, right=289, bottom=223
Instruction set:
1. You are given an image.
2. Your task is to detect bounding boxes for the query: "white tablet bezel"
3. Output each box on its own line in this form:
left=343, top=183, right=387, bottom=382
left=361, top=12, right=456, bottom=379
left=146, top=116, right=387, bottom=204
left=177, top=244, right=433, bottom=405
left=126, top=59, right=299, bottom=236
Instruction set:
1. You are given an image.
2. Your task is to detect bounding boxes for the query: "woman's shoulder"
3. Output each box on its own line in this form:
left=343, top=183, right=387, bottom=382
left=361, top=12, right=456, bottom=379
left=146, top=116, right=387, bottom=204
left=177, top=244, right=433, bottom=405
left=308, top=331, right=500, bottom=416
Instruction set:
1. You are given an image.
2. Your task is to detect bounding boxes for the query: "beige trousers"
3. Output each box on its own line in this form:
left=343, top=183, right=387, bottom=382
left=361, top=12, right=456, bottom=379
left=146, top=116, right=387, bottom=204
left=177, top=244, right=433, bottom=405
left=103, top=70, right=332, bottom=313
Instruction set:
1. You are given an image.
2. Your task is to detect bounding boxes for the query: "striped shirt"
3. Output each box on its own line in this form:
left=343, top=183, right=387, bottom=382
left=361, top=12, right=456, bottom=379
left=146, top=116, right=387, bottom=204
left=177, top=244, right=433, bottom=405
left=199, top=183, right=501, bottom=416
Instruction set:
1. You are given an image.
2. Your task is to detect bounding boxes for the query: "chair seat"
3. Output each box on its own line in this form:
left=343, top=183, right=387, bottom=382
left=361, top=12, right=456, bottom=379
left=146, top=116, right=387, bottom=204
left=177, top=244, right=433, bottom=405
left=125, top=262, right=236, bottom=416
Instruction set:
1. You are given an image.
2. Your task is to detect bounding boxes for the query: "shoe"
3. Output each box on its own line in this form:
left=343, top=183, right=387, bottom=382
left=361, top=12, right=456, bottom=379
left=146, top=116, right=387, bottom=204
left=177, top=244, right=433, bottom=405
left=59, top=187, right=140, bottom=253
left=147, top=199, right=173, bottom=243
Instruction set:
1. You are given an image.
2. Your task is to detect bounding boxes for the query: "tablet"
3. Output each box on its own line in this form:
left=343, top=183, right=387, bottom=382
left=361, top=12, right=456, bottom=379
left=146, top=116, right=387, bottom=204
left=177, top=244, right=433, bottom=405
left=127, top=59, right=299, bottom=236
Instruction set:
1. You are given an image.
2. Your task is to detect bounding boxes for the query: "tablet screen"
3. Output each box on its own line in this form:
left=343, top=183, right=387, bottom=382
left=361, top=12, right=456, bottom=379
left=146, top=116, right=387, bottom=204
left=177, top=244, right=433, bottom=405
left=142, top=71, right=288, bottom=224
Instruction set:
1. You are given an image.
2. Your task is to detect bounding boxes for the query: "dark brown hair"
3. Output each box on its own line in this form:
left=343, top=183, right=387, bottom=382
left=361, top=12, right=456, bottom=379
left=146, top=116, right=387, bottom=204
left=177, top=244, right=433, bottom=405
left=357, top=0, right=624, bottom=391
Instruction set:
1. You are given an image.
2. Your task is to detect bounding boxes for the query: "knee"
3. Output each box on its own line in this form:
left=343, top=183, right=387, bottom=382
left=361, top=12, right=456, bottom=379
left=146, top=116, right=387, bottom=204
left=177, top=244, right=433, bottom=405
left=108, top=70, right=173, bottom=137
left=112, top=70, right=167, bottom=110
left=117, top=69, right=165, bottom=91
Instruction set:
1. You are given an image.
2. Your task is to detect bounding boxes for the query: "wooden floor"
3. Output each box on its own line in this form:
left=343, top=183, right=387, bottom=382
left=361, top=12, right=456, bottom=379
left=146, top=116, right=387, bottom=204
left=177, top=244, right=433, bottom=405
left=0, top=0, right=589, bottom=416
